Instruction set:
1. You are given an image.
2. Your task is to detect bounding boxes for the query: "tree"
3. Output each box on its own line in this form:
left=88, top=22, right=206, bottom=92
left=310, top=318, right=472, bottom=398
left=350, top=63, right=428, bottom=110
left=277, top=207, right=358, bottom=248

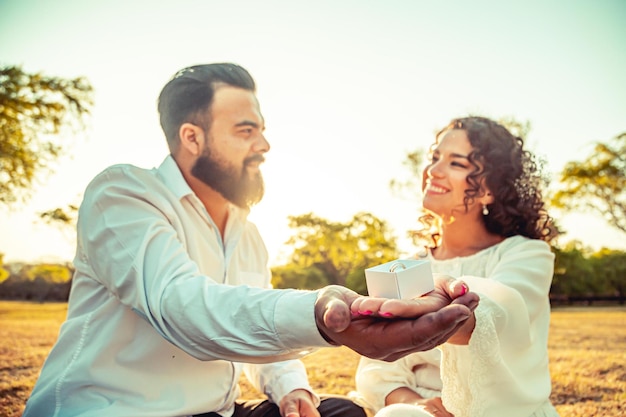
left=551, top=242, right=596, bottom=297
left=39, top=204, right=78, bottom=225
left=285, top=212, right=399, bottom=288
left=271, top=263, right=329, bottom=290
left=589, top=248, right=626, bottom=303
left=25, top=263, right=72, bottom=283
left=0, top=253, right=8, bottom=284
left=551, top=132, right=626, bottom=235
left=0, top=65, right=94, bottom=205
left=38, top=203, right=79, bottom=242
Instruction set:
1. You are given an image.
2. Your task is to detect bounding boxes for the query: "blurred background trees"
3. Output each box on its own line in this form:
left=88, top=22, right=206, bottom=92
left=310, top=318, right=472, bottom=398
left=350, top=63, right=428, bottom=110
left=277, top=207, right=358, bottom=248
left=0, top=65, right=623, bottom=302
left=0, top=64, right=93, bottom=205
left=0, top=64, right=91, bottom=300
left=550, top=132, right=626, bottom=235
left=272, top=212, right=398, bottom=293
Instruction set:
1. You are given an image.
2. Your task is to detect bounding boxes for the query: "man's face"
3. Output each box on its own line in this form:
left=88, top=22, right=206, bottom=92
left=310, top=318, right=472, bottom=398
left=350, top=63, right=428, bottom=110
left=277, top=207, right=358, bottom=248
left=191, top=86, right=269, bottom=208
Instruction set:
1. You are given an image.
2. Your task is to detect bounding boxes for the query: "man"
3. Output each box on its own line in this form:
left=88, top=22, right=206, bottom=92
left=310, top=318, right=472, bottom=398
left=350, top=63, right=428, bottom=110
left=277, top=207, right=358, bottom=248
left=23, top=63, right=478, bottom=417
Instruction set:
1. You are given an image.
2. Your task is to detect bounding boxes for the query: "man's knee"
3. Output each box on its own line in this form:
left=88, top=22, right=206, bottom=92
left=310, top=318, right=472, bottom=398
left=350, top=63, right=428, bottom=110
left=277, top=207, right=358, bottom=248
left=318, top=395, right=367, bottom=417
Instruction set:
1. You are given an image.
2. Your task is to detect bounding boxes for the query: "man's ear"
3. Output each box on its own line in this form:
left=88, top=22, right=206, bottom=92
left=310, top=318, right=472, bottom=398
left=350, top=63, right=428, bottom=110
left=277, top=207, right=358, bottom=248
left=178, top=123, right=204, bottom=156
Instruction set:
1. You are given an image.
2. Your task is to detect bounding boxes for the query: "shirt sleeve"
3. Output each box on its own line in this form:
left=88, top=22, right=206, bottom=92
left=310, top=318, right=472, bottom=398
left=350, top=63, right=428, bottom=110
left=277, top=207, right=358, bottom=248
left=466, top=238, right=555, bottom=348
left=240, top=232, right=319, bottom=406
left=77, top=166, right=331, bottom=363
left=355, top=352, right=442, bottom=412
left=243, top=360, right=321, bottom=407
left=440, top=238, right=555, bottom=417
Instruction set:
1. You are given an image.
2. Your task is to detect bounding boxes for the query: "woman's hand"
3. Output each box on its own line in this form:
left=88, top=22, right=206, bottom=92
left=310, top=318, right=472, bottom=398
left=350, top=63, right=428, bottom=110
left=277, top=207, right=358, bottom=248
left=350, top=275, right=474, bottom=319
left=386, top=388, right=453, bottom=416
left=417, top=397, right=454, bottom=416
left=314, top=278, right=479, bottom=362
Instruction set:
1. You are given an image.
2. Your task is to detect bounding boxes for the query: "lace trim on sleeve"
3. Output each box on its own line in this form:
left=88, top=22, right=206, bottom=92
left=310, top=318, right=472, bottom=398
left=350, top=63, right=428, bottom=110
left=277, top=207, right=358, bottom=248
left=441, top=297, right=504, bottom=417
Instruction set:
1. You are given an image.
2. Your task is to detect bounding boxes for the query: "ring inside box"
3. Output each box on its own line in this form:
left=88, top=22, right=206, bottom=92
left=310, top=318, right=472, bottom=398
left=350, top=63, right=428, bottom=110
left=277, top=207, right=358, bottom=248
left=365, top=259, right=434, bottom=299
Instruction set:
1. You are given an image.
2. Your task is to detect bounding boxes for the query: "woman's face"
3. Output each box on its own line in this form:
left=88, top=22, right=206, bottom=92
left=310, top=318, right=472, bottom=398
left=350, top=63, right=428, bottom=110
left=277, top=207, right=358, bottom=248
left=422, top=128, right=487, bottom=220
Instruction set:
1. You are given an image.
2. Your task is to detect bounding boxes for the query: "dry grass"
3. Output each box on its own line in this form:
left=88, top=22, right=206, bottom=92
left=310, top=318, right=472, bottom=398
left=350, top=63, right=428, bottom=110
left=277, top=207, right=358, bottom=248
left=1, top=302, right=624, bottom=416
left=0, top=302, right=68, bottom=417
left=547, top=306, right=626, bottom=416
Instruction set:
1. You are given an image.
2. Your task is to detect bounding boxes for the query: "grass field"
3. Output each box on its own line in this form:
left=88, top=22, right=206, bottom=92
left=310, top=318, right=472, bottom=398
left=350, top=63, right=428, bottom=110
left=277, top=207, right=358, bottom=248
left=1, top=302, right=625, bottom=416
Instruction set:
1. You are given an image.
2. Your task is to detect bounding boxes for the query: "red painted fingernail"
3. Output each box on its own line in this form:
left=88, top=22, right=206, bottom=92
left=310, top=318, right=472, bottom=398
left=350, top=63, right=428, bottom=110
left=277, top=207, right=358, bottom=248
left=461, top=284, right=468, bottom=295
left=359, top=310, right=372, bottom=316
left=380, top=312, right=394, bottom=318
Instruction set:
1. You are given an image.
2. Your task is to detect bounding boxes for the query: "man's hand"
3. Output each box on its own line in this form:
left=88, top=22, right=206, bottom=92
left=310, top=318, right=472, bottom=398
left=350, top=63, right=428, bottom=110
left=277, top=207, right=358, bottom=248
left=279, top=389, right=319, bottom=417
left=314, top=276, right=479, bottom=362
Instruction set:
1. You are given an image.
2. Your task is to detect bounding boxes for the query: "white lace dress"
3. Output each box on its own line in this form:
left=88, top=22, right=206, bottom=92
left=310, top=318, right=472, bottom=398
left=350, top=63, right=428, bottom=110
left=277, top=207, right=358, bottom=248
left=355, top=236, right=560, bottom=417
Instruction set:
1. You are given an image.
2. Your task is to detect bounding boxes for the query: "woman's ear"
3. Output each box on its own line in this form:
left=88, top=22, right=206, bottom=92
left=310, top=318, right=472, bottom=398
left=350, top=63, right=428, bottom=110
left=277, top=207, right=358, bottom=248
left=480, top=190, right=495, bottom=206
left=178, top=123, right=204, bottom=156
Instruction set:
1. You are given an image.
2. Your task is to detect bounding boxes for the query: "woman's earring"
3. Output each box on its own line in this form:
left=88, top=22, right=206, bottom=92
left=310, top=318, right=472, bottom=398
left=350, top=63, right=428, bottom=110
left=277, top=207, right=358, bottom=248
left=482, top=204, right=489, bottom=216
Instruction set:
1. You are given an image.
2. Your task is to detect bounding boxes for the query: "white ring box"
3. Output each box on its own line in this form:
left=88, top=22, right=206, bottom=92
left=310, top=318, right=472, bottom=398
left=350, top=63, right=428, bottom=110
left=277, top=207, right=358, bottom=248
left=365, top=259, right=434, bottom=299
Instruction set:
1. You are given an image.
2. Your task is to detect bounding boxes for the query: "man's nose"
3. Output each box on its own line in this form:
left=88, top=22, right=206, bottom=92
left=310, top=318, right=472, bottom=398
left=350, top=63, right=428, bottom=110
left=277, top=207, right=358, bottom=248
left=254, top=133, right=270, bottom=153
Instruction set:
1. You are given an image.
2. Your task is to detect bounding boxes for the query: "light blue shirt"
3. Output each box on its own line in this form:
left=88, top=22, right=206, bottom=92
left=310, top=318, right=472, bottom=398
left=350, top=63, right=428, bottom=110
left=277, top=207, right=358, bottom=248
left=23, top=155, right=330, bottom=417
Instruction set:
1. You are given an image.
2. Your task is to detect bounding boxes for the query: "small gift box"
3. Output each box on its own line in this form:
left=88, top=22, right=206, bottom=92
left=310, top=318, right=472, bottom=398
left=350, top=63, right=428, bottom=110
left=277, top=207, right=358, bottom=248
left=364, top=259, right=434, bottom=299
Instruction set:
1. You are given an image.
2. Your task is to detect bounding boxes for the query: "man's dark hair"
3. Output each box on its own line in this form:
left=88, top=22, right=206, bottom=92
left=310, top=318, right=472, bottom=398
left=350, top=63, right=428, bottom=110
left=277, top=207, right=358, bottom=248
left=157, top=63, right=256, bottom=153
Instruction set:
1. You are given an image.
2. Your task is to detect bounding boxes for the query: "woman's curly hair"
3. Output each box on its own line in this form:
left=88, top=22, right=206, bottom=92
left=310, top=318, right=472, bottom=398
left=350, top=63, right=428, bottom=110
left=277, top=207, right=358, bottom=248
left=414, top=116, right=557, bottom=248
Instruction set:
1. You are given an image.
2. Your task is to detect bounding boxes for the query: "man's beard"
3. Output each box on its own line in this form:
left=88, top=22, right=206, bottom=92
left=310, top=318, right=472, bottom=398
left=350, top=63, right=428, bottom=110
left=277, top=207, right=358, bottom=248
left=191, top=145, right=265, bottom=209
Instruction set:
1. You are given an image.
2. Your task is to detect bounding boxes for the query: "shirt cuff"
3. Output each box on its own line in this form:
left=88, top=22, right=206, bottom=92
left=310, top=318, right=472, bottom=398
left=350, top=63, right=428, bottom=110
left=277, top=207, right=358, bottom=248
left=274, top=289, right=333, bottom=349
left=271, top=381, right=321, bottom=408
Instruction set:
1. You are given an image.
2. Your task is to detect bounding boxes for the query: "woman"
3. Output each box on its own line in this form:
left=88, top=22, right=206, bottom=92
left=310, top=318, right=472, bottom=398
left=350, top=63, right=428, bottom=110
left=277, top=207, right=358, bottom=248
left=352, top=116, right=560, bottom=417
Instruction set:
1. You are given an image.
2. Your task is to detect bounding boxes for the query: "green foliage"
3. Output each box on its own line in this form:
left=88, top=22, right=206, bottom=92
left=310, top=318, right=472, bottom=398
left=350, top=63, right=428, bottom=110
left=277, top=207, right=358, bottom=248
left=284, top=212, right=399, bottom=288
left=551, top=132, right=626, bottom=235
left=497, top=116, right=531, bottom=140
left=0, top=65, right=93, bottom=205
left=589, top=248, right=626, bottom=298
left=271, top=264, right=329, bottom=290
left=0, top=262, right=73, bottom=301
left=552, top=243, right=596, bottom=296
left=0, top=253, right=8, bottom=284
left=552, top=243, right=626, bottom=298
left=24, top=264, right=72, bottom=283
left=345, top=269, right=368, bottom=295
left=39, top=204, right=79, bottom=226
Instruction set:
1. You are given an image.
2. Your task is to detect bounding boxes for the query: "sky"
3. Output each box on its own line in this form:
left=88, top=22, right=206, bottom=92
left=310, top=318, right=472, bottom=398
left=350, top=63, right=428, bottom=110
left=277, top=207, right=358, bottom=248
left=1, top=0, right=625, bottom=266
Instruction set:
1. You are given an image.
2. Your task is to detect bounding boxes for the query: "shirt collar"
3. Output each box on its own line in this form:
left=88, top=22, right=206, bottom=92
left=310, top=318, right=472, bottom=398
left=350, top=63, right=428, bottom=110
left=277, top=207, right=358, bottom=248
left=156, top=155, right=194, bottom=200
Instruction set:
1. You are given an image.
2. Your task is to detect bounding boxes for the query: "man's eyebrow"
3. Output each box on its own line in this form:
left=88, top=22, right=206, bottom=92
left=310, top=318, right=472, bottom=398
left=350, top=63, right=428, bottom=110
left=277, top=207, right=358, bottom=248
left=234, top=120, right=260, bottom=128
